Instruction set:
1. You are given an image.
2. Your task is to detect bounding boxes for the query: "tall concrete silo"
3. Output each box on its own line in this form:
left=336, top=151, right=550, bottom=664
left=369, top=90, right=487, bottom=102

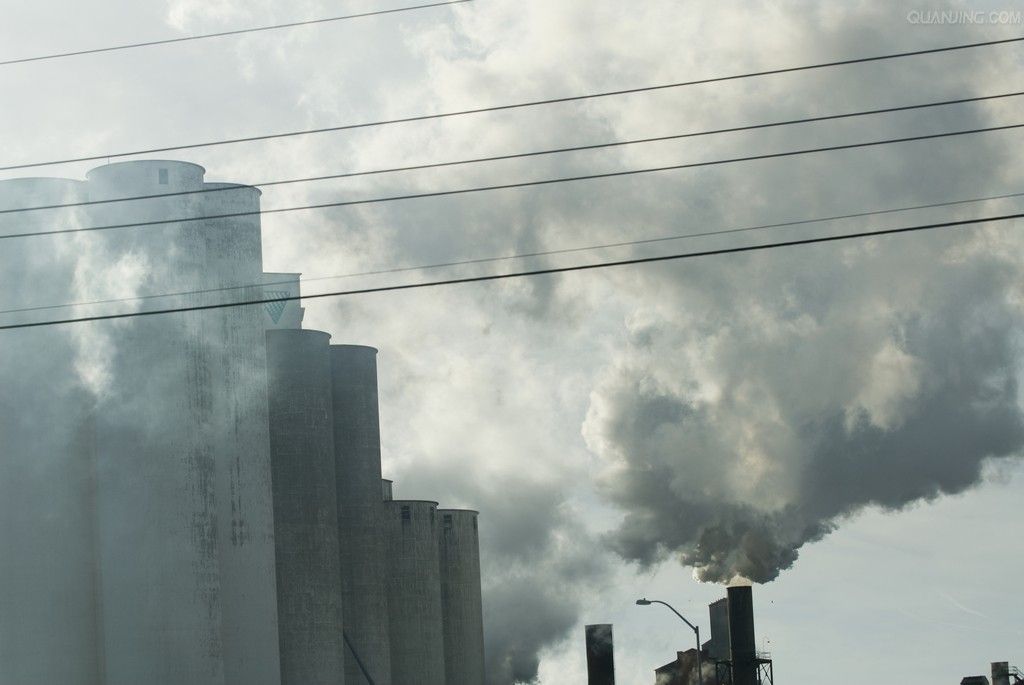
left=385, top=500, right=447, bottom=685
left=267, top=328, right=346, bottom=685
left=382, top=478, right=394, bottom=502
left=0, top=178, right=102, bottom=685
left=85, top=161, right=280, bottom=685
left=331, top=344, right=392, bottom=685
left=438, top=509, right=485, bottom=685
left=199, top=175, right=282, bottom=685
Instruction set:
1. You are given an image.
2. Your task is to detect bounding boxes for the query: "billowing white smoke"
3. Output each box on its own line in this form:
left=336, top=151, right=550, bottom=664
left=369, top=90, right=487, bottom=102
left=583, top=228, right=1024, bottom=582
left=0, top=179, right=106, bottom=684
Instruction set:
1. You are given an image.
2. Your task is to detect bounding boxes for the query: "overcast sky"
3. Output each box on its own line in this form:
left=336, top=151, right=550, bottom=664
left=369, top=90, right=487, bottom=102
left=1, top=0, right=1023, bottom=683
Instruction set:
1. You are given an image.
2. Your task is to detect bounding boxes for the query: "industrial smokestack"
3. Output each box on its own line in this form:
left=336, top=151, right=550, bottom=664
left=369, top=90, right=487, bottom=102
left=585, top=624, right=616, bottom=685
left=992, top=662, right=1010, bottom=685
left=727, top=585, right=757, bottom=685
left=267, top=329, right=346, bottom=684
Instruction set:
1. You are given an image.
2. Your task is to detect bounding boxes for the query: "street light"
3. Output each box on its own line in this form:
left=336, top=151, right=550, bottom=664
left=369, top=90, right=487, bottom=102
left=636, top=598, right=704, bottom=685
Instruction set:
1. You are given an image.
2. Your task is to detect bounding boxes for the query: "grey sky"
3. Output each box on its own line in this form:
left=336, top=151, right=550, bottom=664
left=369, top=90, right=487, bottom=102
left=1, top=0, right=1022, bottom=683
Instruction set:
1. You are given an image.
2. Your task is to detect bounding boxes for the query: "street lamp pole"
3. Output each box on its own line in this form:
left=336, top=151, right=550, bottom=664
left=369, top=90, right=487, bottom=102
left=636, top=598, right=703, bottom=685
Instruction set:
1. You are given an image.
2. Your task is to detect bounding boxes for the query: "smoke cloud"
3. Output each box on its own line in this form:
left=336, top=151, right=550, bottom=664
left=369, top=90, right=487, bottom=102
left=583, top=232, right=1024, bottom=583
left=0, top=180, right=101, bottom=684
left=262, top=0, right=1024, bottom=675
left=5, top=0, right=1024, bottom=682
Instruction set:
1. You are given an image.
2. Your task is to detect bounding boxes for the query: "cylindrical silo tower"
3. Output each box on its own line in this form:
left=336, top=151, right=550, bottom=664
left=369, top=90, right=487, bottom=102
left=330, top=345, right=392, bottom=685
left=438, top=509, right=485, bottom=685
left=385, top=500, right=447, bottom=685
left=0, top=178, right=102, bottom=685
left=85, top=161, right=280, bottom=685
left=267, top=329, right=346, bottom=685
left=196, top=175, right=282, bottom=685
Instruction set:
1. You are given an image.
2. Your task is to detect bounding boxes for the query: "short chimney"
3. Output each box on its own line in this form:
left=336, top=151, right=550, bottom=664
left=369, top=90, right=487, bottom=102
left=585, top=624, right=615, bottom=685
left=992, top=662, right=1010, bottom=685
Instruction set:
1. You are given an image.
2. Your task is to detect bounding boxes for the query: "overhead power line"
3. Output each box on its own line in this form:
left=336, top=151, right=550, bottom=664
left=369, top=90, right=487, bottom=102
left=3, top=34, right=1021, bottom=172
left=4, top=90, right=1021, bottom=217
left=3, top=210, right=1021, bottom=332
left=2, top=121, right=1022, bottom=242
left=0, top=0, right=472, bottom=68
left=4, top=188, right=1023, bottom=318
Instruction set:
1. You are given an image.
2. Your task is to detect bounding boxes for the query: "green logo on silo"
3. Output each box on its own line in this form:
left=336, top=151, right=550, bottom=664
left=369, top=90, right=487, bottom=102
left=265, top=291, right=290, bottom=323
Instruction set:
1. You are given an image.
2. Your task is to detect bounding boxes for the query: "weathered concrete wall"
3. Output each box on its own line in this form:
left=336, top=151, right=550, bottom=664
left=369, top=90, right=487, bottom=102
left=86, top=161, right=280, bottom=685
left=385, top=500, right=446, bottom=685
left=0, top=178, right=103, bottom=685
left=267, top=329, right=346, bottom=685
left=199, top=178, right=281, bottom=685
left=439, top=509, right=485, bottom=685
left=331, top=345, right=392, bottom=685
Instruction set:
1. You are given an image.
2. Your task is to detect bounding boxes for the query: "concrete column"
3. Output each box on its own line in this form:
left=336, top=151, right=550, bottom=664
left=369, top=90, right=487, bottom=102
left=385, top=500, right=446, bottom=685
left=0, top=178, right=102, bottom=685
left=86, top=161, right=280, bottom=685
left=331, top=345, right=392, bottom=685
left=438, top=509, right=485, bottom=685
left=268, top=329, right=346, bottom=685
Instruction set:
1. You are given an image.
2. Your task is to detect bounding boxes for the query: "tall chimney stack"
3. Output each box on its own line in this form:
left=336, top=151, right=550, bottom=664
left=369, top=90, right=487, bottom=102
left=585, top=624, right=615, bottom=685
left=727, top=585, right=757, bottom=685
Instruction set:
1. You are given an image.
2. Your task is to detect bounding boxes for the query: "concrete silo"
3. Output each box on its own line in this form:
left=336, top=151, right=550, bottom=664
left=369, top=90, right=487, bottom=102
left=198, top=175, right=282, bottom=685
left=331, top=344, right=392, bottom=685
left=438, top=509, right=485, bottom=685
left=85, top=161, right=280, bottom=685
left=0, top=178, right=102, bottom=685
left=382, top=478, right=394, bottom=502
left=267, top=328, right=346, bottom=685
left=385, top=500, right=447, bottom=685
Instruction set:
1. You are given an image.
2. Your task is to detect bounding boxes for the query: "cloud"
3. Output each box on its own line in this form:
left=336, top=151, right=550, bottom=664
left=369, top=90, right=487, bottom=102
left=274, top=0, right=1024, bottom=673
left=582, top=192, right=1024, bottom=584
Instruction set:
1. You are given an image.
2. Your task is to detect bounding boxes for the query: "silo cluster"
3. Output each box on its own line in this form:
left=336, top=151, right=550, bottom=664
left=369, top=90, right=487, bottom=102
left=0, top=160, right=485, bottom=685
left=266, top=298, right=486, bottom=685
left=0, top=162, right=283, bottom=685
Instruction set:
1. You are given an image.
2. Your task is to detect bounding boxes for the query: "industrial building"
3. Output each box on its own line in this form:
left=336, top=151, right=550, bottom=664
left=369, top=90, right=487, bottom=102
left=960, top=661, right=1024, bottom=685
left=0, top=161, right=486, bottom=685
left=649, top=586, right=773, bottom=685
left=654, top=651, right=701, bottom=685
